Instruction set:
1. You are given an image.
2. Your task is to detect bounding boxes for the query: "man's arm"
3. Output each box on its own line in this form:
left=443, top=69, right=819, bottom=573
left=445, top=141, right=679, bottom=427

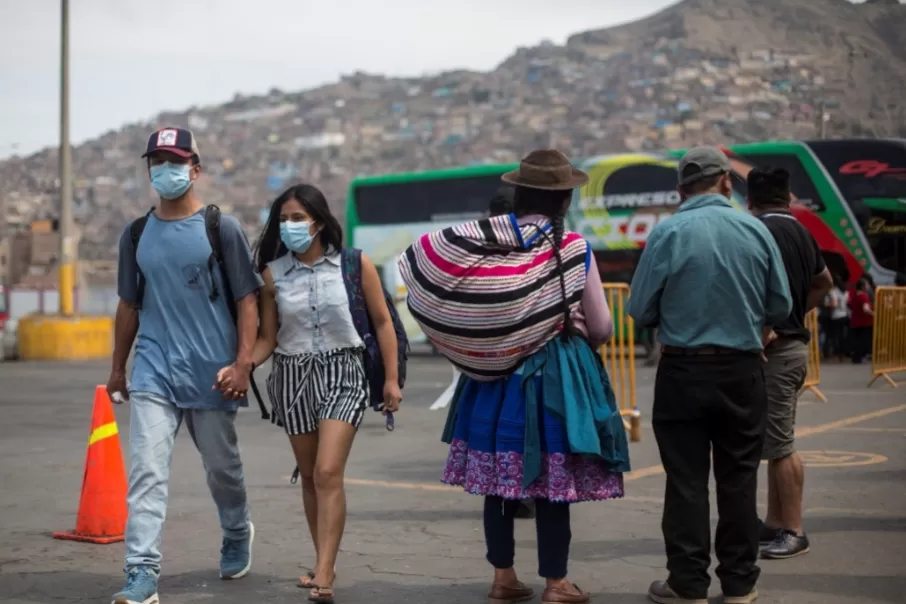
left=112, top=226, right=140, bottom=375
left=628, top=225, right=670, bottom=327
left=805, top=236, right=833, bottom=311
left=807, top=267, right=834, bottom=311
left=764, top=234, right=793, bottom=325
left=220, top=215, right=264, bottom=370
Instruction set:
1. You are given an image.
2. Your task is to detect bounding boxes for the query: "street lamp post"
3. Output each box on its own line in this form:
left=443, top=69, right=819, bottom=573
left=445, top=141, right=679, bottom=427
left=58, top=0, right=74, bottom=316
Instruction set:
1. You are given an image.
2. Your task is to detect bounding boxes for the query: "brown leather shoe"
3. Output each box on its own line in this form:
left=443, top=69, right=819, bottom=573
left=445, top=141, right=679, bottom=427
left=488, top=581, right=534, bottom=604
left=541, top=583, right=590, bottom=603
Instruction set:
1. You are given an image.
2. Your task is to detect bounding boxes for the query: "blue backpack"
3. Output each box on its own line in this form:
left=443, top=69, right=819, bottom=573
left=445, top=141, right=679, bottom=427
left=339, top=248, right=410, bottom=410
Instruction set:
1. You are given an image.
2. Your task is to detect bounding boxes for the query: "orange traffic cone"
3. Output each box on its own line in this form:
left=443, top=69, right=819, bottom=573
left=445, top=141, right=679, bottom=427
left=53, top=385, right=128, bottom=544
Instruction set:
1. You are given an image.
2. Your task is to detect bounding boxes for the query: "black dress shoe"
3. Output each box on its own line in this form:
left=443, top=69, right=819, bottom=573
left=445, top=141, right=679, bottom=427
left=761, top=529, right=810, bottom=559
left=757, top=518, right=780, bottom=544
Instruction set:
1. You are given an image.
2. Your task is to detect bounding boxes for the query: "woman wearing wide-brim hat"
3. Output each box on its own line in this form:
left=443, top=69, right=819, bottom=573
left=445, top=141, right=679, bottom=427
left=402, top=149, right=631, bottom=604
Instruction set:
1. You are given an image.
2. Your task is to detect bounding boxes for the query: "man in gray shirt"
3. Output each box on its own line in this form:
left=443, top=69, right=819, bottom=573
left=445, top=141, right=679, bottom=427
left=108, top=128, right=263, bottom=604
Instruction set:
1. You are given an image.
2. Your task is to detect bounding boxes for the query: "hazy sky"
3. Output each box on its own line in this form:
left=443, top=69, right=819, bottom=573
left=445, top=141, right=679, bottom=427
left=0, top=0, right=683, bottom=159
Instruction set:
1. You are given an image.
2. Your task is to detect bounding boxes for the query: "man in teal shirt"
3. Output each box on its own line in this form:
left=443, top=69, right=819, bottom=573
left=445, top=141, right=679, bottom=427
left=629, top=147, right=792, bottom=604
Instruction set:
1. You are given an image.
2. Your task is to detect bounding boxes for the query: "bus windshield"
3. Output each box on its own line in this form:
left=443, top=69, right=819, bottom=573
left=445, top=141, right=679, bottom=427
left=353, top=173, right=506, bottom=225
left=808, top=139, right=906, bottom=276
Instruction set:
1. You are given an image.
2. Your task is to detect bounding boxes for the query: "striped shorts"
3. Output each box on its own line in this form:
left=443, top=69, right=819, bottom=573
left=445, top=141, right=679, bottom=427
left=266, top=347, right=370, bottom=436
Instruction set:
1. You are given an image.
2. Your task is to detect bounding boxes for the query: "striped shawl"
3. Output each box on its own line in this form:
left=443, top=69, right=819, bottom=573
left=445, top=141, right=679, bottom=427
left=398, top=214, right=590, bottom=380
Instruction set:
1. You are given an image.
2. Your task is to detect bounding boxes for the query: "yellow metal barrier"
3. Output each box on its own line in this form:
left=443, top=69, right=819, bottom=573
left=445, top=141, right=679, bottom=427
left=800, top=308, right=826, bottom=402
left=868, top=286, right=906, bottom=389
left=600, top=283, right=641, bottom=442
left=17, top=313, right=113, bottom=361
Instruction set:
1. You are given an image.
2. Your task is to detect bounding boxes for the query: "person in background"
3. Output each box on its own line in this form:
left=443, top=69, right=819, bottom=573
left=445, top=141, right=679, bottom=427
left=629, top=147, right=792, bottom=604
left=402, top=150, right=629, bottom=604
left=246, top=184, right=402, bottom=603
left=745, top=167, right=833, bottom=561
left=822, top=276, right=849, bottom=362
left=848, top=277, right=874, bottom=364
left=108, top=128, right=262, bottom=604
left=862, top=273, right=876, bottom=304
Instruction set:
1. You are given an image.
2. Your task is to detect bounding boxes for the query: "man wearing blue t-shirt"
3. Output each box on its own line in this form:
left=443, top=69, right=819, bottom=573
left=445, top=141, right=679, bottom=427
left=107, top=128, right=263, bottom=604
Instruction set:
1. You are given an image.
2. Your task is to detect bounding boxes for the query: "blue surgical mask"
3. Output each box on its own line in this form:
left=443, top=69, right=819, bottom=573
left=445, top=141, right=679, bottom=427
left=280, top=221, right=315, bottom=253
left=150, top=162, right=193, bottom=200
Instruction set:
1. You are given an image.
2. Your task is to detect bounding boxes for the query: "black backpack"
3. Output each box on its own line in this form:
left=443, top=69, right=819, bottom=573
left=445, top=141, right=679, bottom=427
left=130, top=204, right=271, bottom=419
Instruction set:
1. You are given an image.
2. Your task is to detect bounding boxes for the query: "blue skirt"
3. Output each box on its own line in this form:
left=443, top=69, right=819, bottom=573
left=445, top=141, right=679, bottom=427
left=441, top=346, right=626, bottom=503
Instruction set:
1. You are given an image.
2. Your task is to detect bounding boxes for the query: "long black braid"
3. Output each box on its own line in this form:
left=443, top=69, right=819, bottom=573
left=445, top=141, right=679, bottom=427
left=514, top=187, right=576, bottom=340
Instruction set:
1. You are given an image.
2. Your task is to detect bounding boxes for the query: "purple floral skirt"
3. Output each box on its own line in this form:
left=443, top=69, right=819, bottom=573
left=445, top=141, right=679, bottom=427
left=440, top=372, right=624, bottom=503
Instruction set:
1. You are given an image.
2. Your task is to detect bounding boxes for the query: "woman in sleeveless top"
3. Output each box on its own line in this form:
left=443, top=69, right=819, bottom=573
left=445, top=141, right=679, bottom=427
left=400, top=150, right=631, bottom=604
left=250, top=184, right=402, bottom=603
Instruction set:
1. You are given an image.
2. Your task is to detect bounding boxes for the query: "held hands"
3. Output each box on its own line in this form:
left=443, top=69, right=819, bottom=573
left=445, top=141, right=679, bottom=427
left=382, top=380, right=403, bottom=414
left=214, top=363, right=251, bottom=400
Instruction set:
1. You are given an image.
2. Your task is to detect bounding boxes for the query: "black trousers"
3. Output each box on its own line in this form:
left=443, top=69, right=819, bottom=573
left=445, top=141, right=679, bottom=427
left=652, top=352, right=767, bottom=599
left=850, top=326, right=873, bottom=363
left=484, top=496, right=570, bottom=579
left=822, top=317, right=848, bottom=359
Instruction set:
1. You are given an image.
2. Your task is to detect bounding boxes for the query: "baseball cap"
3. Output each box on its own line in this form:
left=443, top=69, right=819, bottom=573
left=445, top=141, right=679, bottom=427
left=677, top=146, right=732, bottom=186
left=142, top=127, right=200, bottom=160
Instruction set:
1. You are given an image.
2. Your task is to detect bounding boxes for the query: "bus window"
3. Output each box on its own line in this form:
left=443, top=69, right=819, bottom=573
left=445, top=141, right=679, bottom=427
left=734, top=153, right=825, bottom=212
left=808, top=139, right=906, bottom=201
left=599, top=164, right=680, bottom=203
left=354, top=175, right=505, bottom=224
left=808, top=139, right=906, bottom=275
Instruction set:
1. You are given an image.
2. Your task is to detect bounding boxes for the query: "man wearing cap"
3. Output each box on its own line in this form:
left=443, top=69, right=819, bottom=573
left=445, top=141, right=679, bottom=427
left=108, top=127, right=263, bottom=604
left=628, top=146, right=792, bottom=604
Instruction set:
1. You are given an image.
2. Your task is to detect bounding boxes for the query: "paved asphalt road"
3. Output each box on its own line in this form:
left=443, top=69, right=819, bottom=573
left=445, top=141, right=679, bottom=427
left=0, top=355, right=904, bottom=604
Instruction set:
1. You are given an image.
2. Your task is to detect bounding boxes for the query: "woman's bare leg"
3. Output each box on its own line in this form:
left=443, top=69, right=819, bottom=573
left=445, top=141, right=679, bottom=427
left=311, top=419, right=357, bottom=588
left=289, top=433, right=320, bottom=578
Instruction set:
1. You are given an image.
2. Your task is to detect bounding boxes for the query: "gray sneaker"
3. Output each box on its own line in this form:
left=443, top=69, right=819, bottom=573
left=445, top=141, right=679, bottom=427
left=112, top=566, right=160, bottom=604
left=220, top=522, right=255, bottom=579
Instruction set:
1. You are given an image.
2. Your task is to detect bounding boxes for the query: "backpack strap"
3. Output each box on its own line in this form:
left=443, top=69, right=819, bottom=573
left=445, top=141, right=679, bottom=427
left=131, top=207, right=155, bottom=310
left=203, top=204, right=239, bottom=323
left=340, top=247, right=373, bottom=338
left=203, top=205, right=268, bottom=420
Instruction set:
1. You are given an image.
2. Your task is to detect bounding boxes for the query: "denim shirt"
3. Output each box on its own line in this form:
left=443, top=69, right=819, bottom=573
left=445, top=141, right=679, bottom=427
left=267, top=251, right=363, bottom=355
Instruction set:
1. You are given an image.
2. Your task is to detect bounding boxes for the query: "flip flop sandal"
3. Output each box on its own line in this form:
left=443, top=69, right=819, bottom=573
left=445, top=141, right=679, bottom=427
left=309, top=585, right=335, bottom=603
left=298, top=571, right=315, bottom=588
left=299, top=566, right=337, bottom=588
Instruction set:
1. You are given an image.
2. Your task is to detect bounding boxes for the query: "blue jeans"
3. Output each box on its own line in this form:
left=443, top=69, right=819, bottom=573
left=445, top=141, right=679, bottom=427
left=125, top=391, right=251, bottom=572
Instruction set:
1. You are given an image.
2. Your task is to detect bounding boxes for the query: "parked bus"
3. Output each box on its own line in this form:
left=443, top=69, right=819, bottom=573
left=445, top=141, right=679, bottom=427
left=347, top=139, right=906, bottom=342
